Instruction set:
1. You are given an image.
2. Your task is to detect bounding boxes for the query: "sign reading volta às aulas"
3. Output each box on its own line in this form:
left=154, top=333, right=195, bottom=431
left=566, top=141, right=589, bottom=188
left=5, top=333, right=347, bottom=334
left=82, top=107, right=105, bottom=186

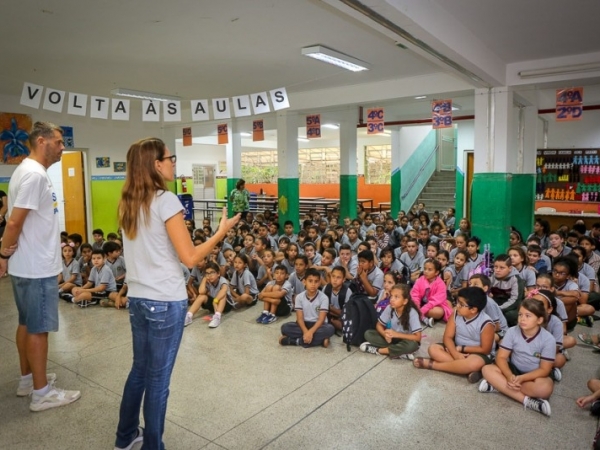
left=19, top=82, right=290, bottom=123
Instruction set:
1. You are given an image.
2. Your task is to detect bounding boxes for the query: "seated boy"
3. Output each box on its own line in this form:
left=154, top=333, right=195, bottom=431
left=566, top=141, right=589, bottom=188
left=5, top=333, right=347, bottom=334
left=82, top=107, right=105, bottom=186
left=353, top=250, right=384, bottom=298
left=103, top=241, right=126, bottom=290
left=71, top=249, right=118, bottom=307
left=187, top=258, right=207, bottom=301
left=256, top=265, right=293, bottom=324
left=185, top=262, right=230, bottom=328
left=279, top=268, right=335, bottom=347
left=527, top=244, right=548, bottom=274
left=413, top=287, right=495, bottom=383
left=469, top=274, right=509, bottom=341
left=323, top=266, right=351, bottom=331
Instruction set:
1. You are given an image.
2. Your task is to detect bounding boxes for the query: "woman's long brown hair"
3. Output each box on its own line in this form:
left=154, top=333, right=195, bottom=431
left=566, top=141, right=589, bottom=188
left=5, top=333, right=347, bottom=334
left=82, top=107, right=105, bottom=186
left=118, top=138, right=168, bottom=239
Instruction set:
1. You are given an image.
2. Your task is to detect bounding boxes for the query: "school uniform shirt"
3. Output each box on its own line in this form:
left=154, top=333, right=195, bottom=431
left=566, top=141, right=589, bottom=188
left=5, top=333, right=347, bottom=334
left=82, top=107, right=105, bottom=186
left=380, top=259, right=405, bottom=275
left=586, top=252, right=600, bottom=274
left=333, top=255, right=358, bottom=278
left=513, top=266, right=536, bottom=288
left=257, top=264, right=279, bottom=283
left=281, top=233, right=298, bottom=243
left=205, top=276, right=229, bottom=298
left=411, top=276, right=452, bottom=321
left=190, top=266, right=205, bottom=287
left=453, top=310, right=495, bottom=350
left=398, top=252, right=425, bottom=274
left=465, top=254, right=484, bottom=275
left=105, top=255, right=126, bottom=281
left=499, top=326, right=556, bottom=373
left=355, top=266, right=384, bottom=295
left=527, top=233, right=549, bottom=250
left=361, top=224, right=376, bottom=237
left=265, top=279, right=293, bottom=307
left=348, top=239, right=361, bottom=254
left=89, top=264, right=117, bottom=293
left=555, top=298, right=568, bottom=322
left=281, top=259, right=295, bottom=274
left=489, top=275, right=519, bottom=310
left=61, top=259, right=82, bottom=286
left=239, top=247, right=256, bottom=259
left=445, top=264, right=469, bottom=288
left=577, top=273, right=591, bottom=294
left=309, top=253, right=322, bottom=266
left=449, top=247, right=460, bottom=263
left=213, top=252, right=227, bottom=267
left=545, top=315, right=564, bottom=349
left=230, top=268, right=259, bottom=296
left=326, top=284, right=351, bottom=310
left=543, top=246, right=571, bottom=262
left=483, top=296, right=509, bottom=334
left=579, top=263, right=596, bottom=285
left=181, top=263, right=191, bottom=285
left=378, top=305, right=422, bottom=334
left=288, top=271, right=306, bottom=296
left=295, top=290, right=329, bottom=322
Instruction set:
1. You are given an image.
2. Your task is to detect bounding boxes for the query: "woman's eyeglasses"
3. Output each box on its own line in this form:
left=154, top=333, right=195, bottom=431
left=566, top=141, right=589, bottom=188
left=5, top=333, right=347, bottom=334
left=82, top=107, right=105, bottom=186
left=160, top=155, right=177, bottom=163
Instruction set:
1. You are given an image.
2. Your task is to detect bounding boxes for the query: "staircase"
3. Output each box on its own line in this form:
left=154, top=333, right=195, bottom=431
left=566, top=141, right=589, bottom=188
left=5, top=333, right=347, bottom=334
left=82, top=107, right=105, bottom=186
left=416, top=171, right=456, bottom=213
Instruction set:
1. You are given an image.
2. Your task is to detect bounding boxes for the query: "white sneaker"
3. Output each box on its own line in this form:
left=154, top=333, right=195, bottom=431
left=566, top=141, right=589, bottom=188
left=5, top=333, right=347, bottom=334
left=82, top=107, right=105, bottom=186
left=17, top=373, right=57, bottom=397
left=399, top=353, right=415, bottom=361
left=208, top=314, right=221, bottom=328
left=523, top=396, right=551, bottom=417
left=184, top=312, right=193, bottom=327
left=552, top=367, right=562, bottom=382
left=359, top=342, right=381, bottom=355
left=30, top=387, right=81, bottom=412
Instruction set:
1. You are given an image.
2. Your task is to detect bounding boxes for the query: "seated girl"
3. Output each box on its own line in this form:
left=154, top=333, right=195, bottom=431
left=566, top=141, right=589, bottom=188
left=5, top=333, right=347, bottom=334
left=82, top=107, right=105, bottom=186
left=58, top=243, right=82, bottom=297
left=411, top=259, right=452, bottom=327
left=375, top=271, right=404, bottom=316
left=228, top=254, right=259, bottom=308
left=532, top=289, right=567, bottom=382
left=413, top=287, right=494, bottom=384
left=360, top=283, right=421, bottom=359
left=479, top=299, right=555, bottom=417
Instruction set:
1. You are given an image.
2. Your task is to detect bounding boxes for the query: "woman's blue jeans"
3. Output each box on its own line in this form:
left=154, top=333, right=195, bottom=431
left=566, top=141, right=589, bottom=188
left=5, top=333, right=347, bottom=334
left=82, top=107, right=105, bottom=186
left=115, top=298, right=187, bottom=450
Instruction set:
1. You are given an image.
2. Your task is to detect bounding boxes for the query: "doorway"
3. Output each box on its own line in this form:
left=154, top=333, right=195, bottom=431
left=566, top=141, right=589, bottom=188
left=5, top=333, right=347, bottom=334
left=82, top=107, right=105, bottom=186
left=61, top=151, right=88, bottom=239
left=192, top=164, right=216, bottom=199
left=438, top=127, right=456, bottom=171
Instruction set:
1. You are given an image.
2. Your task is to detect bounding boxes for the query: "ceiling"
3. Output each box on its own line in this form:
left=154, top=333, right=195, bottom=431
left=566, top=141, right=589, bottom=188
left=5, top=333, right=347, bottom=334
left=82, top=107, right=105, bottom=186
left=2, top=0, right=600, bottom=114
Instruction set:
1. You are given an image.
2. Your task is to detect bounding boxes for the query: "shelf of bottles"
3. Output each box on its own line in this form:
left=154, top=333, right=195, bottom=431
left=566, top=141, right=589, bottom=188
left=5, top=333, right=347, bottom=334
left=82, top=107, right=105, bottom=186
left=536, top=149, right=600, bottom=202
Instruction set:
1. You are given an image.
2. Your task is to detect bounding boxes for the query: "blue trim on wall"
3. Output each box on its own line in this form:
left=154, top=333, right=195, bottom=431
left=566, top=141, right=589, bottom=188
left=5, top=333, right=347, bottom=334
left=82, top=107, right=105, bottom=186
left=0, top=177, right=10, bottom=183
left=91, top=175, right=126, bottom=181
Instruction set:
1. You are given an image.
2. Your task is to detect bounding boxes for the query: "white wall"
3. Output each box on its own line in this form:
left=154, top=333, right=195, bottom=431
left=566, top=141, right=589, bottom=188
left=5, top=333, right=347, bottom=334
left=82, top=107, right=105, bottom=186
left=544, top=109, right=600, bottom=148
left=399, top=124, right=434, bottom=166
left=174, top=143, right=226, bottom=179
left=456, top=120, right=474, bottom=172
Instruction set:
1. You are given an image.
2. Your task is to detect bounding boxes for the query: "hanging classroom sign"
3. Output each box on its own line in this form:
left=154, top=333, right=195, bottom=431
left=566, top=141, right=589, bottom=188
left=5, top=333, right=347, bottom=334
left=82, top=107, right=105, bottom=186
left=556, top=87, right=583, bottom=122
left=217, top=123, right=228, bottom=144
left=253, top=119, right=264, bottom=142
left=19, top=82, right=291, bottom=123
left=366, top=108, right=384, bottom=134
left=182, top=127, right=192, bottom=146
left=306, top=114, right=321, bottom=139
left=432, top=99, right=452, bottom=129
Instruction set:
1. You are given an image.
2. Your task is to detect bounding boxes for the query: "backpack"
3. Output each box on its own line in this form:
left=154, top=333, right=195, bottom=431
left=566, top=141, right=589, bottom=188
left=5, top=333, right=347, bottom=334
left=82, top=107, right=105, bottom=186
left=341, top=293, right=378, bottom=351
left=323, top=281, right=350, bottom=310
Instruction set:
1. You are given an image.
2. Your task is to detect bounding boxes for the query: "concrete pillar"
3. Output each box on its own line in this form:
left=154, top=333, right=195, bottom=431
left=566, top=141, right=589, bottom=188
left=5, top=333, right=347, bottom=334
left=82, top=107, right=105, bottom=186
left=339, top=109, right=357, bottom=220
left=390, top=127, right=401, bottom=216
left=277, top=111, right=299, bottom=231
left=226, top=121, right=242, bottom=217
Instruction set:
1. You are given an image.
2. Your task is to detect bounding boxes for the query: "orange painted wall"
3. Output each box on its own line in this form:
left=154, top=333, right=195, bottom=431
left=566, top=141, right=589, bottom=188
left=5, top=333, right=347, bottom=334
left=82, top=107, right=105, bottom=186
left=247, top=176, right=392, bottom=208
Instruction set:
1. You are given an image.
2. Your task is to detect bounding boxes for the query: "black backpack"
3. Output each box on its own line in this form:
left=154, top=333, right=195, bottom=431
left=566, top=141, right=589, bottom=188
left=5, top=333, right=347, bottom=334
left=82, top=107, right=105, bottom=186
left=322, top=281, right=350, bottom=309
left=341, top=293, right=378, bottom=351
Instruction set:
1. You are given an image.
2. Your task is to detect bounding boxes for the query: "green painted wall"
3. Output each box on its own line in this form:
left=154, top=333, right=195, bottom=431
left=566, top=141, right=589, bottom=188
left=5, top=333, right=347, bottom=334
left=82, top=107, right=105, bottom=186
left=471, top=173, right=512, bottom=255
left=391, top=169, right=401, bottom=216
left=510, top=174, right=535, bottom=238
left=340, top=174, right=357, bottom=220
left=216, top=178, right=227, bottom=201
left=455, top=168, right=465, bottom=220
left=227, top=178, right=236, bottom=217
left=90, top=179, right=124, bottom=234
left=278, top=177, right=299, bottom=232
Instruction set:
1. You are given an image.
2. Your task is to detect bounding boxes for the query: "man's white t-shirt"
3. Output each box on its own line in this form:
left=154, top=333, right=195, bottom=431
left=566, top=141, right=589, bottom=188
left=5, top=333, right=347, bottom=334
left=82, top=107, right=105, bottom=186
left=8, top=158, right=61, bottom=278
left=123, top=191, right=187, bottom=301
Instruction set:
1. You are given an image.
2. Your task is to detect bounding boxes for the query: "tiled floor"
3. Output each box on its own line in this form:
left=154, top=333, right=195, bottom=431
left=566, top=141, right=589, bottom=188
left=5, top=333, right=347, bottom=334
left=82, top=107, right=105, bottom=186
left=0, top=275, right=598, bottom=449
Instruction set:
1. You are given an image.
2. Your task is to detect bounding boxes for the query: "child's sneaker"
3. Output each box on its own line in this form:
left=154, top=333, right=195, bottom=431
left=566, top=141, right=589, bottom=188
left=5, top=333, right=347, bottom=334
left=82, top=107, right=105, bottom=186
left=523, top=396, right=551, bottom=417
left=398, top=353, right=415, bottom=361
left=114, top=426, right=144, bottom=450
left=279, top=336, right=299, bottom=346
left=60, top=293, right=73, bottom=302
left=30, top=387, right=81, bottom=412
left=266, top=314, right=278, bottom=324
left=208, top=314, right=221, bottom=328
left=478, top=379, right=497, bottom=393
left=359, top=342, right=381, bottom=355
left=17, top=373, right=57, bottom=397
left=184, top=312, right=193, bottom=327
left=422, top=317, right=434, bottom=328
left=552, top=367, right=562, bottom=382
left=256, top=312, right=268, bottom=323
left=467, top=371, right=483, bottom=384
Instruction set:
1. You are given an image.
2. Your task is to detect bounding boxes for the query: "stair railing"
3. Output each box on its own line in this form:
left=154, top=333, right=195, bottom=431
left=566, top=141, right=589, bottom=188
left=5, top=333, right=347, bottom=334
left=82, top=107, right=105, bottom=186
left=401, top=143, right=439, bottom=201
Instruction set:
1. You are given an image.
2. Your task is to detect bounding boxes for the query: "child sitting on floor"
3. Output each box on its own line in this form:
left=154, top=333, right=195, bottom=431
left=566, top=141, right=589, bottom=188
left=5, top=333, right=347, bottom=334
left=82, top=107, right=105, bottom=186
left=360, top=283, right=421, bottom=359
left=185, top=262, right=230, bottom=328
left=411, top=259, right=452, bottom=328
left=71, top=249, right=118, bottom=307
left=468, top=274, right=509, bottom=341
left=228, top=254, right=259, bottom=308
left=256, top=265, right=293, bottom=324
left=479, top=298, right=555, bottom=417
left=279, top=268, right=335, bottom=348
left=413, top=287, right=494, bottom=383
left=58, top=243, right=81, bottom=297
left=323, top=266, right=351, bottom=331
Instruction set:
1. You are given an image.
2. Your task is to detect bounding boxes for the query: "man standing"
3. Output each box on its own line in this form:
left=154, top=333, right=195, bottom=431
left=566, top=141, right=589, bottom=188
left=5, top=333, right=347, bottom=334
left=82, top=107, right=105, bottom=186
left=0, top=122, right=80, bottom=411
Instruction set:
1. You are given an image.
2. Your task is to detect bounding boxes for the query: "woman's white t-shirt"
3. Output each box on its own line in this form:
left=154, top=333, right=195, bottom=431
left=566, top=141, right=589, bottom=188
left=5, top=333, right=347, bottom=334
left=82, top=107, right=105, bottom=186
left=123, top=191, right=186, bottom=301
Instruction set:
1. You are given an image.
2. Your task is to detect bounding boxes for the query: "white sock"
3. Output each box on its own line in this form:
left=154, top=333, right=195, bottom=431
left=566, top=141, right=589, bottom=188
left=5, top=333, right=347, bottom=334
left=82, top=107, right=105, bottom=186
left=21, top=373, right=33, bottom=382
left=186, top=311, right=192, bottom=317
left=33, top=384, right=51, bottom=397
left=214, top=312, right=221, bottom=318
left=262, top=310, right=269, bottom=315
left=523, top=395, right=530, bottom=405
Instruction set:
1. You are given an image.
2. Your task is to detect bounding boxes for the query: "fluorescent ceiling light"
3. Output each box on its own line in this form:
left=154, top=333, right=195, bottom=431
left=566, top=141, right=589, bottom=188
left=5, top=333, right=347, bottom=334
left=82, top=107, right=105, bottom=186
left=414, top=95, right=427, bottom=100
left=519, top=62, right=600, bottom=79
left=301, top=45, right=370, bottom=72
left=111, top=88, right=181, bottom=102
left=240, top=132, right=252, bottom=137
left=322, top=123, right=339, bottom=129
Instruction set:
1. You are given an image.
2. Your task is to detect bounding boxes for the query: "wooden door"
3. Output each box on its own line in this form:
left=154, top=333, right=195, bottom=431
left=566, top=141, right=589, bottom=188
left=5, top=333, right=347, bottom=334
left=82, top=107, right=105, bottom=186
left=61, top=151, right=87, bottom=240
left=466, top=151, right=474, bottom=219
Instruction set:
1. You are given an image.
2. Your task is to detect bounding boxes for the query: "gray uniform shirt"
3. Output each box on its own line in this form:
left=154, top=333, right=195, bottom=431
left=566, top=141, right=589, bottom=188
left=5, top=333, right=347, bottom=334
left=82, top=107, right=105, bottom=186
left=89, top=264, right=117, bottom=293
left=378, top=306, right=422, bottom=334
left=500, top=326, right=556, bottom=373
left=454, top=310, right=494, bottom=350
left=295, top=290, right=329, bottom=322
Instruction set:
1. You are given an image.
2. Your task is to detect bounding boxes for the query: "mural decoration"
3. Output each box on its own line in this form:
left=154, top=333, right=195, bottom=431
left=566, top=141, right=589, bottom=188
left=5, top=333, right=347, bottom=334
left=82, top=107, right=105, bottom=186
left=0, top=113, right=32, bottom=164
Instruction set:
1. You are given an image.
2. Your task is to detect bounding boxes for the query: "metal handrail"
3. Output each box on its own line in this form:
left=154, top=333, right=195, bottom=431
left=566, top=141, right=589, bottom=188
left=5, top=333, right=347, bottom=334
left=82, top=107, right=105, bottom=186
left=401, top=144, right=439, bottom=201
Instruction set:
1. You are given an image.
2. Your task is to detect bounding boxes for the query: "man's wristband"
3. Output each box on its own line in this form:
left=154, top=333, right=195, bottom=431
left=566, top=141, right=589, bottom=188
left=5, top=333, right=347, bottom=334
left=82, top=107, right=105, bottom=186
left=0, top=251, right=10, bottom=260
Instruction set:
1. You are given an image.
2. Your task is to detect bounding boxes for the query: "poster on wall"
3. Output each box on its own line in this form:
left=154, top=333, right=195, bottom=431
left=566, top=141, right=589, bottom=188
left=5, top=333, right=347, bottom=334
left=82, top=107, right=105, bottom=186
left=61, top=126, right=74, bottom=148
left=306, top=114, right=321, bottom=139
left=556, top=87, right=583, bottom=122
left=113, top=162, right=126, bottom=172
left=96, top=157, right=110, bottom=168
left=182, top=127, right=192, bottom=147
left=366, top=108, right=384, bottom=134
left=253, top=119, right=264, bottom=141
left=0, top=112, right=32, bottom=164
left=432, top=99, right=453, bottom=129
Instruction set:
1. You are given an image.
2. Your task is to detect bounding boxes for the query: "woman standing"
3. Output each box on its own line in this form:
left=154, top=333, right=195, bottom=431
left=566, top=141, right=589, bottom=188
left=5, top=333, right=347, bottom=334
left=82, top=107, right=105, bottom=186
left=114, top=138, right=239, bottom=450
left=229, top=178, right=250, bottom=220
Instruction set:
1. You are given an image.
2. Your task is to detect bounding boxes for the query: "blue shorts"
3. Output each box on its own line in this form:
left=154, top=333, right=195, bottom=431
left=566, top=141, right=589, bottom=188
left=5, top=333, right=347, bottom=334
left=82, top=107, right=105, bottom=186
left=11, top=275, right=59, bottom=334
